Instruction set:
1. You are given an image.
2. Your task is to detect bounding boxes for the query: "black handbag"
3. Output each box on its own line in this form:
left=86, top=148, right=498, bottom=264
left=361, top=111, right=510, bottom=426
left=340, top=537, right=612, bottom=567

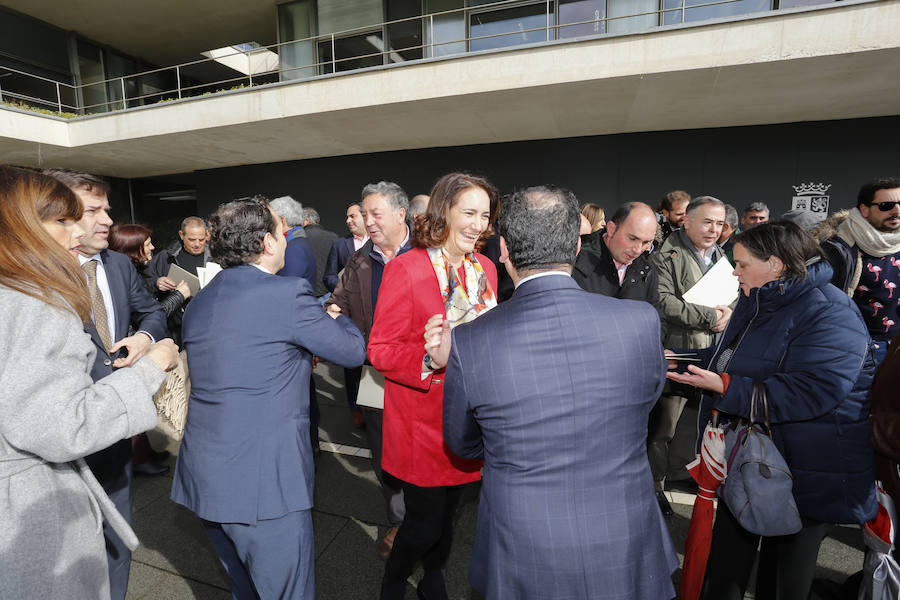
left=719, top=383, right=803, bottom=536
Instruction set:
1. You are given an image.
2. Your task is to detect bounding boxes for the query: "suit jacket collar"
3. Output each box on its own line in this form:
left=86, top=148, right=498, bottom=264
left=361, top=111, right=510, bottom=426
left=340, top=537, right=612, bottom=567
left=512, top=272, right=578, bottom=298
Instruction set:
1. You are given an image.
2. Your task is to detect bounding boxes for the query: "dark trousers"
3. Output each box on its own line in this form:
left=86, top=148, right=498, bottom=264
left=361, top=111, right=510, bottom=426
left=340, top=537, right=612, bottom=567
left=648, top=393, right=689, bottom=491
left=203, top=509, right=314, bottom=600
left=380, top=479, right=464, bottom=600
left=344, top=366, right=361, bottom=411
left=101, top=462, right=133, bottom=600
left=363, top=408, right=405, bottom=526
left=701, top=502, right=828, bottom=600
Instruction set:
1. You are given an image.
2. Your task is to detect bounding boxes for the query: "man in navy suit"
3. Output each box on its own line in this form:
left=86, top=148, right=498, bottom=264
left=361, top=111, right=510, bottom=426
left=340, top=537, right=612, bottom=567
left=324, top=202, right=368, bottom=292
left=172, top=197, right=366, bottom=599
left=44, top=168, right=167, bottom=600
left=438, top=186, right=678, bottom=600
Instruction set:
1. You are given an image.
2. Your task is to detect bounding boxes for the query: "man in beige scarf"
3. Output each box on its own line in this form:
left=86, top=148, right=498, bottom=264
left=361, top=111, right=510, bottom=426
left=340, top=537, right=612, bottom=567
left=819, top=177, right=900, bottom=364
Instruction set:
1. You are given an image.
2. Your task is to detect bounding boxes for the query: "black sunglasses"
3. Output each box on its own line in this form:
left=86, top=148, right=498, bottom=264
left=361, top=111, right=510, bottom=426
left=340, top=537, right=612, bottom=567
left=867, top=201, right=900, bottom=211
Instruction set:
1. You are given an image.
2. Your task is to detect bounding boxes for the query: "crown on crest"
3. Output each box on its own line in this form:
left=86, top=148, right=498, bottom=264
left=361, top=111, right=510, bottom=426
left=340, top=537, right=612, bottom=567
left=792, top=182, right=831, bottom=195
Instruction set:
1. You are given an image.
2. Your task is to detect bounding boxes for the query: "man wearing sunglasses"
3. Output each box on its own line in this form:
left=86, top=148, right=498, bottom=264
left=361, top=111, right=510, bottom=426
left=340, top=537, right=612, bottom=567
left=821, top=177, right=900, bottom=364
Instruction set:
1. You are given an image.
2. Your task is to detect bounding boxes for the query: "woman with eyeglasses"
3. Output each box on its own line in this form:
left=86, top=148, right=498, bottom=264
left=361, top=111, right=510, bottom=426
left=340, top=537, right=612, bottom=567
left=0, top=166, right=178, bottom=599
left=368, top=172, right=499, bottom=600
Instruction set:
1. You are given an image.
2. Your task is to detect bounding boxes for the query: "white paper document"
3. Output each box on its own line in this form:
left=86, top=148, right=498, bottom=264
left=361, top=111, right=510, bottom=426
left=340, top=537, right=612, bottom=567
left=196, top=262, right=223, bottom=288
left=355, top=366, right=385, bottom=410
left=682, top=257, right=740, bottom=308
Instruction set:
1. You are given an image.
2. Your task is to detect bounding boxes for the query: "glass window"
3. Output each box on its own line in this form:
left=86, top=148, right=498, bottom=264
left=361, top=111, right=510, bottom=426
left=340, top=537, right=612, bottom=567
left=663, top=0, right=772, bottom=25
left=469, top=2, right=555, bottom=52
left=318, top=0, right=384, bottom=35
left=318, top=31, right=385, bottom=74
left=105, top=52, right=138, bottom=110
left=77, top=40, right=108, bottom=113
left=387, top=0, right=425, bottom=62
left=777, top=0, right=836, bottom=8
left=607, top=0, right=658, bottom=34
left=278, top=0, right=316, bottom=80
left=425, top=0, right=466, bottom=57
left=559, top=0, right=607, bottom=37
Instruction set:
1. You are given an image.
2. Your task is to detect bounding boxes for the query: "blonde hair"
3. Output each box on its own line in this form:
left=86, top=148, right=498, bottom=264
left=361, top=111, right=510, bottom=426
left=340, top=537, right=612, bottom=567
left=580, top=203, right=606, bottom=232
left=0, top=166, right=90, bottom=322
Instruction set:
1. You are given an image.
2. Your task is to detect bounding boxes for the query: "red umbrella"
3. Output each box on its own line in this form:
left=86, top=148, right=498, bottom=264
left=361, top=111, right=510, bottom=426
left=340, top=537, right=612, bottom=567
left=680, top=413, right=727, bottom=600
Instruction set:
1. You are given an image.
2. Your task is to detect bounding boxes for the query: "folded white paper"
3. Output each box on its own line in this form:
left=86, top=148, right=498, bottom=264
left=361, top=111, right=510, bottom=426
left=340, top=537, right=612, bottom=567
left=682, top=257, right=739, bottom=308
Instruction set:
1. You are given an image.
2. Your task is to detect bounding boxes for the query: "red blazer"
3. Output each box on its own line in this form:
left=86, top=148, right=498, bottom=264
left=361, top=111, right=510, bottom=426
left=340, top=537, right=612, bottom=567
left=368, top=248, right=497, bottom=487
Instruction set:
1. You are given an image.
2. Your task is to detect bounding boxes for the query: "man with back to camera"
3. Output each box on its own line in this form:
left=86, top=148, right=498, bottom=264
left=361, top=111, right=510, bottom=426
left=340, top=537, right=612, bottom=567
left=819, top=177, right=900, bottom=364
left=43, top=168, right=167, bottom=600
left=270, top=195, right=316, bottom=286
left=301, top=206, right=339, bottom=303
left=325, top=181, right=412, bottom=559
left=650, top=196, right=732, bottom=516
left=171, top=196, right=366, bottom=599
left=438, top=185, right=678, bottom=600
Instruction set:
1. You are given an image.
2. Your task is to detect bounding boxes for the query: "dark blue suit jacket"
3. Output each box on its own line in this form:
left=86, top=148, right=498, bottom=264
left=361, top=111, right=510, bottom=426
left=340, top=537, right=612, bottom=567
left=84, top=249, right=166, bottom=480
left=277, top=237, right=316, bottom=288
left=171, top=265, right=366, bottom=524
left=323, top=236, right=355, bottom=292
left=443, top=274, right=678, bottom=599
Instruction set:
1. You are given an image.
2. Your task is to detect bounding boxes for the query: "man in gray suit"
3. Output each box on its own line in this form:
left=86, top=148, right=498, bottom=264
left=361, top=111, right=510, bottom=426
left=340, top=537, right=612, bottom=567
left=439, top=186, right=677, bottom=599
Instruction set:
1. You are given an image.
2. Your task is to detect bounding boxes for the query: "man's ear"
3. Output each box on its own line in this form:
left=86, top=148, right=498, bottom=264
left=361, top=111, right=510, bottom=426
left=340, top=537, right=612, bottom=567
left=499, top=236, right=509, bottom=264
left=179, top=230, right=186, bottom=241
left=576, top=236, right=582, bottom=256
left=262, top=232, right=276, bottom=256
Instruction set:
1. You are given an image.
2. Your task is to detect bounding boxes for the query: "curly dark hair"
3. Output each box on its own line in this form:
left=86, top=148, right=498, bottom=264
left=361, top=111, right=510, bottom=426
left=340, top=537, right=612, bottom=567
left=209, top=196, right=276, bottom=268
left=412, top=172, right=499, bottom=250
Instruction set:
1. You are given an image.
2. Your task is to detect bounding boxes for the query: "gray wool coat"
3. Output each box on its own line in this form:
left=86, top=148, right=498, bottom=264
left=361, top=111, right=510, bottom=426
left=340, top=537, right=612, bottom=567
left=0, top=286, right=165, bottom=600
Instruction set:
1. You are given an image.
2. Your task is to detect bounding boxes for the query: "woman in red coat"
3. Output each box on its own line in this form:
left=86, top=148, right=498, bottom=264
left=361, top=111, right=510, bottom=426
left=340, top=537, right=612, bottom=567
left=369, top=172, right=499, bottom=600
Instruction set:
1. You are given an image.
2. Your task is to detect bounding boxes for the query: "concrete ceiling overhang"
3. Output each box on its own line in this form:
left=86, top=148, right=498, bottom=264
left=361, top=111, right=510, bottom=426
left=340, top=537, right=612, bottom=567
left=2, top=1, right=899, bottom=179
left=2, top=0, right=281, bottom=66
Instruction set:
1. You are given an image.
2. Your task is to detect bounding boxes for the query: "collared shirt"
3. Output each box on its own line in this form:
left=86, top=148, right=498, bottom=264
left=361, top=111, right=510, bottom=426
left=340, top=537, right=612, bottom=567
left=515, top=270, right=572, bottom=289
left=679, top=230, right=721, bottom=271
left=79, top=253, right=116, bottom=338
left=252, top=263, right=274, bottom=275
left=353, top=234, right=368, bottom=251
left=601, top=232, right=630, bottom=285
left=372, top=227, right=411, bottom=265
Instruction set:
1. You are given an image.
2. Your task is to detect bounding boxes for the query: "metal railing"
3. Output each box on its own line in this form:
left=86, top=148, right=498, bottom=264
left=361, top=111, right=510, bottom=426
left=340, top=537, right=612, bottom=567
left=0, top=0, right=819, bottom=118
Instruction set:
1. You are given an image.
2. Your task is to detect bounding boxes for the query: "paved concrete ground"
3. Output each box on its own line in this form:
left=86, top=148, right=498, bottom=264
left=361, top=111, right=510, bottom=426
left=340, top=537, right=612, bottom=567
left=126, top=362, right=866, bottom=599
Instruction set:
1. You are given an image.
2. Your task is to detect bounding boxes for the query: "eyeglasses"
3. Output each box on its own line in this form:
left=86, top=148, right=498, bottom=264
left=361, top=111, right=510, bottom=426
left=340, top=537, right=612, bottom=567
left=867, top=201, right=900, bottom=211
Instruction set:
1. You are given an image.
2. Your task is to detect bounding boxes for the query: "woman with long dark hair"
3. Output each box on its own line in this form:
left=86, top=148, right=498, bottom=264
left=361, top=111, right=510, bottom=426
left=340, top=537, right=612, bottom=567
left=369, top=172, right=499, bottom=600
left=0, top=166, right=177, bottom=599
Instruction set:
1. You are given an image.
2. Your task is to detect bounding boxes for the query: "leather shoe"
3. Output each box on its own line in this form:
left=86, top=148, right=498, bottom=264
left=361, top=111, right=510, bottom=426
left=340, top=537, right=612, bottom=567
left=656, top=491, right=674, bottom=516
left=134, top=461, right=170, bottom=477
left=378, top=526, right=398, bottom=560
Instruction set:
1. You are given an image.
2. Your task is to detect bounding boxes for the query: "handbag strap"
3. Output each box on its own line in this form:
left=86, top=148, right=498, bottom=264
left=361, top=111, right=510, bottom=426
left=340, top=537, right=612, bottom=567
left=751, top=382, right=773, bottom=434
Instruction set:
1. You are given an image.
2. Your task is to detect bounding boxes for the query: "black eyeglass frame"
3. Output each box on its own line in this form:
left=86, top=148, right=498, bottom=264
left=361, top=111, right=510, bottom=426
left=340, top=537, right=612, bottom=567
left=866, top=201, right=900, bottom=211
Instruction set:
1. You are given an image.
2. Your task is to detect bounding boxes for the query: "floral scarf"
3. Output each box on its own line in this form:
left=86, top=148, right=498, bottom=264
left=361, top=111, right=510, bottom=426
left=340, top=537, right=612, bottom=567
left=427, top=247, right=497, bottom=328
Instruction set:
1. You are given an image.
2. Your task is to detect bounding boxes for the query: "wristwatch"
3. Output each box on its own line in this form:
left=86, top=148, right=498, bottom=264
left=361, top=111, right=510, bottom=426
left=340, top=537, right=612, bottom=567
left=423, top=353, right=437, bottom=371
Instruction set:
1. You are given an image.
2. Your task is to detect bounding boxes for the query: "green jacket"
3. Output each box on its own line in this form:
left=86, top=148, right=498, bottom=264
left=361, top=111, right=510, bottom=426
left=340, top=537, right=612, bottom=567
left=652, top=230, right=725, bottom=349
